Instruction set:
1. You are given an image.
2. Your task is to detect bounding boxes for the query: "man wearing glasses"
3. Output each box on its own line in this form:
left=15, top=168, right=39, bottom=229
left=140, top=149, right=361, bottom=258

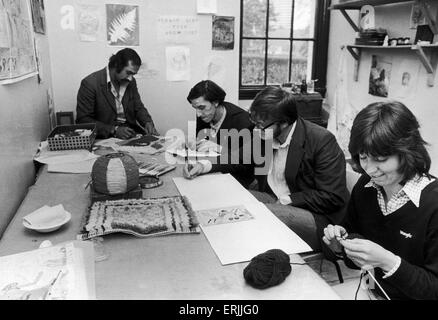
left=184, top=86, right=349, bottom=252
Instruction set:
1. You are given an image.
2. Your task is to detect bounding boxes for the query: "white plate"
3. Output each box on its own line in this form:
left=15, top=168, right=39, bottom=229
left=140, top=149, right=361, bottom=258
left=23, top=206, right=71, bottom=233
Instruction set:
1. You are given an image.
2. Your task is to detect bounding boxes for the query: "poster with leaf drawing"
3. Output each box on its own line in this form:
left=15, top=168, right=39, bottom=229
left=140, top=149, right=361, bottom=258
left=106, top=4, right=139, bottom=46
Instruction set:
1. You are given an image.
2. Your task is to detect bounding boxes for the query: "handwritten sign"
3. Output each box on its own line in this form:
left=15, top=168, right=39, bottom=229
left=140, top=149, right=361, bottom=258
left=157, top=15, right=199, bottom=43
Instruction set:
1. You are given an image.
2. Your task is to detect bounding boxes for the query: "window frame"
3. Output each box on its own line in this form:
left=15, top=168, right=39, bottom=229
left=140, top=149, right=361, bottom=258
left=239, top=0, right=331, bottom=100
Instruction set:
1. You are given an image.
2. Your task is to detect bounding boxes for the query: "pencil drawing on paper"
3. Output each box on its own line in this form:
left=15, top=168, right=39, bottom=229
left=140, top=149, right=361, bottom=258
left=196, top=205, right=254, bottom=226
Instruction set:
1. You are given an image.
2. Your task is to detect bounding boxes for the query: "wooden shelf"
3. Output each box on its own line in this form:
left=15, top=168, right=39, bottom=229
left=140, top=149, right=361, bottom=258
left=330, top=0, right=413, bottom=10
left=345, top=44, right=438, bottom=86
left=331, top=0, right=437, bottom=34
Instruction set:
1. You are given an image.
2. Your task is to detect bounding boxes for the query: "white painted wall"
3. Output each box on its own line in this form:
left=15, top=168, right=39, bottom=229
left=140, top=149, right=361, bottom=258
left=326, top=2, right=438, bottom=175
left=45, top=0, right=240, bottom=135
left=0, top=32, right=53, bottom=236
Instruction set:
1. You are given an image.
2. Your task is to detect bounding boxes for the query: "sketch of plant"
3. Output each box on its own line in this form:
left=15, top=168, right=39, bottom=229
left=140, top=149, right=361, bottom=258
left=106, top=5, right=139, bottom=46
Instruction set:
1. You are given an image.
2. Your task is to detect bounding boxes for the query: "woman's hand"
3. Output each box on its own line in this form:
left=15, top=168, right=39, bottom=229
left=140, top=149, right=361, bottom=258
left=340, top=238, right=398, bottom=271
left=183, top=162, right=205, bottom=179
left=322, top=224, right=348, bottom=254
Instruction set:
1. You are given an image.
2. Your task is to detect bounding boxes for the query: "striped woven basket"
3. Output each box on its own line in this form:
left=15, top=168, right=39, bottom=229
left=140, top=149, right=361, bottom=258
left=92, top=152, right=139, bottom=195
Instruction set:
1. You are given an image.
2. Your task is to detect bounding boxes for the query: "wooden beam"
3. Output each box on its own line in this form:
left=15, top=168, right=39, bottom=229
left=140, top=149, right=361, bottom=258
left=346, top=46, right=361, bottom=81
left=340, top=9, right=360, bottom=32
left=412, top=44, right=437, bottom=86
left=330, top=0, right=413, bottom=10
left=413, top=45, right=433, bottom=73
left=347, top=46, right=360, bottom=61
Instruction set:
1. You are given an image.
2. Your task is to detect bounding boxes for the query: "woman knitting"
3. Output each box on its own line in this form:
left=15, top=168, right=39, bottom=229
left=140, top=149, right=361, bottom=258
left=323, top=101, right=438, bottom=300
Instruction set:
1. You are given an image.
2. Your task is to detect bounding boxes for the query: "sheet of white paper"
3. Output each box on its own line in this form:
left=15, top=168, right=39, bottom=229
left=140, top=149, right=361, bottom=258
left=34, top=141, right=99, bottom=165
left=173, top=174, right=258, bottom=210
left=173, top=174, right=311, bottom=265
left=201, top=202, right=311, bottom=265
left=165, top=147, right=220, bottom=158
left=35, top=150, right=98, bottom=165
left=48, top=158, right=97, bottom=174
left=197, top=0, right=217, bottom=14
left=94, top=137, right=123, bottom=148
left=0, top=241, right=95, bottom=300
left=166, top=46, right=190, bottom=81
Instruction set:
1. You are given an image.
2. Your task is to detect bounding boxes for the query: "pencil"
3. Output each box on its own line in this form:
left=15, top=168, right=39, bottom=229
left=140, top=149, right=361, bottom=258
left=43, top=270, right=62, bottom=300
left=185, top=144, right=193, bottom=171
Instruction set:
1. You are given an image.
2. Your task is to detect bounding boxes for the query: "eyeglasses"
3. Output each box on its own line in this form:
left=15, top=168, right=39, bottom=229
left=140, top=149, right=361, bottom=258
left=251, top=120, right=277, bottom=130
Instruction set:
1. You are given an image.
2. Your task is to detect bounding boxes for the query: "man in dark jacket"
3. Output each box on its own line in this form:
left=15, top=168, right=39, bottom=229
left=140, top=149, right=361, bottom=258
left=76, top=48, right=158, bottom=139
left=184, top=86, right=349, bottom=251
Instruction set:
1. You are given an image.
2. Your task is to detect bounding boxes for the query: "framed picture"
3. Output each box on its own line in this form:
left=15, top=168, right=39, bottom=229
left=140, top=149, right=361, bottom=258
left=369, top=55, right=392, bottom=98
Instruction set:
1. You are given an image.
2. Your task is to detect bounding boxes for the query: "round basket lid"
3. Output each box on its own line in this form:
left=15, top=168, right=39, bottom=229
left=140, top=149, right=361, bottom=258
left=139, top=176, right=163, bottom=189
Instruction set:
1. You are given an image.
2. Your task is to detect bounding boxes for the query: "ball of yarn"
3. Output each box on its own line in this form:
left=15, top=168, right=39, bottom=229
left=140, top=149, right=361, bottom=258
left=91, top=152, right=139, bottom=195
left=243, top=249, right=291, bottom=289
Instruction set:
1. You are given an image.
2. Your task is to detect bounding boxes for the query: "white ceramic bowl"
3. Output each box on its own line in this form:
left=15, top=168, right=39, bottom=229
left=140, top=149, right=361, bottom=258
left=23, top=207, right=71, bottom=233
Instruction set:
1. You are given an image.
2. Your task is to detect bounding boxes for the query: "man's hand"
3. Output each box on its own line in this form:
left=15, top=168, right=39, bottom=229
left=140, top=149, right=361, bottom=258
left=144, top=122, right=159, bottom=136
left=115, top=126, right=136, bottom=140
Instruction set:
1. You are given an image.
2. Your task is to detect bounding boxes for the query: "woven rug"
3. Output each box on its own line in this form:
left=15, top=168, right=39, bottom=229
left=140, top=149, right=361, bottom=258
left=78, top=196, right=199, bottom=240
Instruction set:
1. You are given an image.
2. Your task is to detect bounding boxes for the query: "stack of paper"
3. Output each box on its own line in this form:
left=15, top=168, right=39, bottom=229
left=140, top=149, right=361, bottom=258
left=34, top=141, right=99, bottom=174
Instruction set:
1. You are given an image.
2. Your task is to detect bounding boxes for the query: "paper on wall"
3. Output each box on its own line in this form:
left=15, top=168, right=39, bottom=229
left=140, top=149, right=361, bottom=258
left=78, top=4, right=103, bottom=42
left=390, top=59, right=421, bottom=99
left=166, top=46, right=190, bottom=81
left=106, top=4, right=139, bottom=46
left=157, top=15, right=199, bottom=43
left=197, top=0, right=217, bottom=14
left=204, top=55, right=226, bottom=88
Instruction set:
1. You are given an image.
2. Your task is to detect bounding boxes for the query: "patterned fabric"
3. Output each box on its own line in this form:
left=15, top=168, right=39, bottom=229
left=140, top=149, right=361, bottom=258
left=365, top=174, right=436, bottom=215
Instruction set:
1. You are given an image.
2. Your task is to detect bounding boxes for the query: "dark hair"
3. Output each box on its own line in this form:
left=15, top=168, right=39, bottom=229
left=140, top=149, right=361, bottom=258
left=108, top=48, right=142, bottom=73
left=187, top=80, right=226, bottom=104
left=348, top=101, right=431, bottom=183
left=249, top=86, right=298, bottom=125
